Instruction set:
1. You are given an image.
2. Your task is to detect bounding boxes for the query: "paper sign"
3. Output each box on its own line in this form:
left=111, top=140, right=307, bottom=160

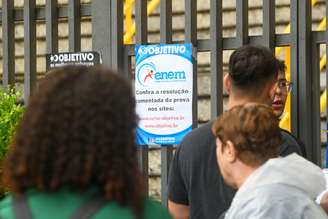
left=135, top=44, right=193, bottom=145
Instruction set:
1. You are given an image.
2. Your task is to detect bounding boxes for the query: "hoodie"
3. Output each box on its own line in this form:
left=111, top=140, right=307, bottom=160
left=224, top=153, right=327, bottom=219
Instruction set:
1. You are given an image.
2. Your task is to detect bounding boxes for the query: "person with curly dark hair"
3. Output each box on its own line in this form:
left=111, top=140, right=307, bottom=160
left=0, top=65, right=172, bottom=219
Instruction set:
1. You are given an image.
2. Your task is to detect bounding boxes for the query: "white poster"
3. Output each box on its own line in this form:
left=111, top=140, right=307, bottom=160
left=135, top=43, right=193, bottom=145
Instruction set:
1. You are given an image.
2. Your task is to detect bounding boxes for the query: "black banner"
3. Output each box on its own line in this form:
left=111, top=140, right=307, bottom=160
left=46, top=51, right=101, bottom=70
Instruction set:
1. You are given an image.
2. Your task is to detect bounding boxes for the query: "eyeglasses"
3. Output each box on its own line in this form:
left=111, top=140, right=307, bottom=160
left=276, top=80, right=293, bottom=93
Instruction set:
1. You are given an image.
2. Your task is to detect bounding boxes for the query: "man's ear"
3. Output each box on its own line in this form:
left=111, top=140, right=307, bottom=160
left=224, top=74, right=231, bottom=95
left=224, top=140, right=237, bottom=163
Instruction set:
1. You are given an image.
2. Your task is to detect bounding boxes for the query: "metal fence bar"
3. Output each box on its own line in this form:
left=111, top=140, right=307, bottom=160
left=46, top=0, right=58, bottom=53
left=275, top=34, right=291, bottom=46
left=137, top=147, right=149, bottom=195
left=311, top=42, right=321, bottom=165
left=136, top=0, right=148, bottom=44
left=210, top=0, right=223, bottom=119
left=160, top=0, right=172, bottom=44
left=263, top=0, right=275, bottom=49
left=24, top=0, right=37, bottom=102
left=185, top=0, right=198, bottom=128
left=68, top=0, right=81, bottom=52
left=298, top=0, right=316, bottom=162
left=123, top=35, right=294, bottom=56
left=185, top=0, right=197, bottom=45
left=1, top=0, right=326, bottom=190
left=290, top=0, right=299, bottom=138
left=92, top=0, right=111, bottom=67
left=111, top=0, right=124, bottom=71
left=161, top=146, right=173, bottom=207
left=236, top=0, right=249, bottom=46
left=0, top=4, right=92, bottom=22
left=326, top=0, right=328, bottom=167
left=123, top=49, right=131, bottom=78
left=2, top=0, right=15, bottom=88
left=135, top=0, right=149, bottom=194
left=159, top=0, right=173, bottom=207
left=312, top=31, right=326, bottom=44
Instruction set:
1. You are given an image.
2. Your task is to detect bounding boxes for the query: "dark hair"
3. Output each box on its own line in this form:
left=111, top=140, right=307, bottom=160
left=228, top=45, right=279, bottom=93
left=3, top=65, right=145, bottom=217
left=212, top=103, right=282, bottom=166
left=277, top=59, right=286, bottom=73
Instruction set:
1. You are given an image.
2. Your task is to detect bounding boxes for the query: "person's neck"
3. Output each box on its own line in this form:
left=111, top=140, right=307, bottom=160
left=226, top=94, right=266, bottom=110
left=233, top=163, right=258, bottom=189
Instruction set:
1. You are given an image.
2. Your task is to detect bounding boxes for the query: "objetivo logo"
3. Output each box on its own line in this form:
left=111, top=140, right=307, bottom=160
left=138, top=47, right=148, bottom=55
left=136, top=62, right=187, bottom=87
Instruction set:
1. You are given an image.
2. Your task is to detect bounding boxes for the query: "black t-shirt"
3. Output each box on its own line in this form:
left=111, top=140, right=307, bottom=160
left=168, top=122, right=306, bottom=219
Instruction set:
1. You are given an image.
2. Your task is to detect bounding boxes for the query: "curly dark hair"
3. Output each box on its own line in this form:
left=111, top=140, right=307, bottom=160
left=229, top=45, right=279, bottom=95
left=3, top=65, right=145, bottom=217
left=212, top=103, right=283, bottom=166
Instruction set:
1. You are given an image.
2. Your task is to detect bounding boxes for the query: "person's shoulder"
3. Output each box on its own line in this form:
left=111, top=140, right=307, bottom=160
left=255, top=185, right=327, bottom=218
left=0, top=194, right=14, bottom=218
left=280, top=128, right=297, bottom=139
left=228, top=187, right=293, bottom=219
left=279, top=128, right=307, bottom=157
left=174, top=121, right=216, bottom=163
left=98, top=197, right=171, bottom=219
left=279, top=128, right=302, bottom=145
left=252, top=183, right=308, bottom=206
left=183, top=122, right=213, bottom=140
left=143, top=199, right=172, bottom=219
left=0, top=194, right=12, bottom=207
left=179, top=121, right=214, bottom=149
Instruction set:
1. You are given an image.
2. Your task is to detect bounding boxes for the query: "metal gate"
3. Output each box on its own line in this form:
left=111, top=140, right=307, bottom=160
left=0, top=0, right=326, bottom=205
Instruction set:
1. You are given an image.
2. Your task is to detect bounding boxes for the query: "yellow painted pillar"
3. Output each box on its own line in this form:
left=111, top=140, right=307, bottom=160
left=124, top=0, right=134, bottom=44
left=279, top=47, right=291, bottom=131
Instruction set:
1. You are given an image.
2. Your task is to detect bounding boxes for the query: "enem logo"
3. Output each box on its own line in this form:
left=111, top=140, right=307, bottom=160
left=136, top=62, right=157, bottom=87
left=136, top=62, right=186, bottom=87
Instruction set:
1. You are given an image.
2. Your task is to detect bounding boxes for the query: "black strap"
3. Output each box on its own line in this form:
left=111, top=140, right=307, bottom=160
left=13, top=193, right=106, bottom=219
left=13, top=195, right=33, bottom=219
left=69, top=194, right=107, bottom=219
